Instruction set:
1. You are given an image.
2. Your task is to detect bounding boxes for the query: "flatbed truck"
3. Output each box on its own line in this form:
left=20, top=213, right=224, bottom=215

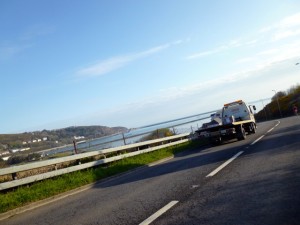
left=196, top=100, right=257, bottom=144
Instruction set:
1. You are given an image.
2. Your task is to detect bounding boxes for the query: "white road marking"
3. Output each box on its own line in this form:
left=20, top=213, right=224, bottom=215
left=206, top=151, right=244, bottom=177
left=206, top=120, right=281, bottom=178
left=139, top=201, right=179, bottom=225
left=250, top=135, right=265, bottom=145
left=251, top=120, right=280, bottom=145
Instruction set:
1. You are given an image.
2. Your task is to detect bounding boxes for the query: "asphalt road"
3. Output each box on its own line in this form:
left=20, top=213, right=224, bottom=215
left=1, top=117, right=300, bottom=225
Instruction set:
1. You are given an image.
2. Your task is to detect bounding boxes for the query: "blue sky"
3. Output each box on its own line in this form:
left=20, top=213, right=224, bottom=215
left=1, top=0, right=300, bottom=133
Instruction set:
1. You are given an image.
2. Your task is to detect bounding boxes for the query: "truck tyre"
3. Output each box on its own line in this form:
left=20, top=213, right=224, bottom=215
left=209, top=137, right=222, bottom=145
left=209, top=137, right=215, bottom=145
left=216, top=136, right=222, bottom=145
left=237, top=125, right=246, bottom=140
left=250, top=123, right=256, bottom=134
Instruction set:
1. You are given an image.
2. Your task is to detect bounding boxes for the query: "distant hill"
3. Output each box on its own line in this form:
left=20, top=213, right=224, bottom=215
left=0, top=126, right=128, bottom=153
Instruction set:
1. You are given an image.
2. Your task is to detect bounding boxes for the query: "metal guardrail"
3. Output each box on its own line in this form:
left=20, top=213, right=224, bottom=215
left=0, top=133, right=190, bottom=191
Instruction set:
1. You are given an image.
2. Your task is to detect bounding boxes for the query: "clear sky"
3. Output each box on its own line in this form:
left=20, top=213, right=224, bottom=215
left=1, top=0, right=300, bottom=133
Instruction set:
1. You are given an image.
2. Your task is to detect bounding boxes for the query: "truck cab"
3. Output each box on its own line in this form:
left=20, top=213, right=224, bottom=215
left=222, top=100, right=256, bottom=124
left=221, top=100, right=257, bottom=140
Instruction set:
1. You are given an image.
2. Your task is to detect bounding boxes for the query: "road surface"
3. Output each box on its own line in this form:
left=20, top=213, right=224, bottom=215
left=1, top=117, right=300, bottom=225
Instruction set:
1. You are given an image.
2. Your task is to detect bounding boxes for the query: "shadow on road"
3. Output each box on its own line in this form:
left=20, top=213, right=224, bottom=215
left=163, top=161, right=300, bottom=225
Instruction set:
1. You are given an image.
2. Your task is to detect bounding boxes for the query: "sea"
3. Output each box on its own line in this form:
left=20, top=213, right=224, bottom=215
left=41, top=110, right=217, bottom=156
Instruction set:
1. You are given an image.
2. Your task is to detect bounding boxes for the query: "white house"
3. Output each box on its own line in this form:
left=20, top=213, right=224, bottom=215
left=11, top=149, right=20, bottom=153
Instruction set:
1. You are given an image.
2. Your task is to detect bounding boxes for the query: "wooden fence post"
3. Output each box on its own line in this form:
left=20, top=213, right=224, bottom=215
left=73, top=140, right=78, bottom=154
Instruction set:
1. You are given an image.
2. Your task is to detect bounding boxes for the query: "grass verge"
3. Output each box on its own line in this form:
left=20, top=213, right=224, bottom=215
left=0, top=139, right=206, bottom=214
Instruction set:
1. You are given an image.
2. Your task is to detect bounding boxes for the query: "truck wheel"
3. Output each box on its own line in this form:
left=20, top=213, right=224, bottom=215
left=250, top=123, right=256, bottom=134
left=209, top=137, right=222, bottom=145
left=216, top=136, right=222, bottom=145
left=209, top=137, right=215, bottom=145
left=237, top=126, right=246, bottom=140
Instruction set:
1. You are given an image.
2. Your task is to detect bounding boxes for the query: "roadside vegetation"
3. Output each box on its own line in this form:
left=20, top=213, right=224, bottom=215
left=0, top=139, right=206, bottom=214
left=256, top=84, right=300, bottom=120
left=139, top=128, right=174, bottom=142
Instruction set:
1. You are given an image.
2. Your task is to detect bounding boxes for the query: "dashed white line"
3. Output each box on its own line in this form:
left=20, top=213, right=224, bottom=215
left=250, top=135, right=265, bottom=145
left=141, top=120, right=281, bottom=224
left=139, top=201, right=179, bottom=225
left=206, top=151, right=244, bottom=177
left=251, top=120, right=280, bottom=146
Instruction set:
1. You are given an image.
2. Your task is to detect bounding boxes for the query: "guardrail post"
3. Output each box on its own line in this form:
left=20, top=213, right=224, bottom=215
left=12, top=172, right=18, bottom=180
left=73, top=140, right=78, bottom=154
left=122, top=133, right=127, bottom=145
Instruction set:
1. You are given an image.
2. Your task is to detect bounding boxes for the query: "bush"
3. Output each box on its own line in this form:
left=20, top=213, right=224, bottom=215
left=0, top=157, right=7, bottom=168
left=7, top=155, right=28, bottom=165
left=256, top=84, right=300, bottom=120
left=139, top=128, right=174, bottom=142
left=7, top=153, right=42, bottom=165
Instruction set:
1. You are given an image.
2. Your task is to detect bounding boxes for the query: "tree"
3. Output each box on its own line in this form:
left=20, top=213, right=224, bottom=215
left=271, top=91, right=286, bottom=101
left=27, top=153, right=41, bottom=161
left=0, top=157, right=7, bottom=168
left=139, top=128, right=174, bottom=142
left=7, top=155, right=28, bottom=165
left=256, top=84, right=300, bottom=120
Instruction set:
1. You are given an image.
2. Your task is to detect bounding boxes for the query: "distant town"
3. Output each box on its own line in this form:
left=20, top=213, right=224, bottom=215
left=0, top=136, right=87, bottom=161
left=0, top=125, right=127, bottom=165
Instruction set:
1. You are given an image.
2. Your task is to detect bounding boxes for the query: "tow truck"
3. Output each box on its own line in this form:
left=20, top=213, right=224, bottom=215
left=196, top=100, right=256, bottom=144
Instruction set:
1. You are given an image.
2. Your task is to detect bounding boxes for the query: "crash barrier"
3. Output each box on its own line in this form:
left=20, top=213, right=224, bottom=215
left=0, top=133, right=190, bottom=191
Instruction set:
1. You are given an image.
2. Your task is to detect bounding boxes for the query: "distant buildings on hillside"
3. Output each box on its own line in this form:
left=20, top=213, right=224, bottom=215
left=0, top=147, right=31, bottom=160
left=23, top=137, right=48, bottom=145
left=74, top=136, right=85, bottom=140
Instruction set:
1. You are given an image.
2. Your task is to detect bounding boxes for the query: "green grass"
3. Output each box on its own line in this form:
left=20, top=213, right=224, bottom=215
left=0, top=139, right=206, bottom=214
